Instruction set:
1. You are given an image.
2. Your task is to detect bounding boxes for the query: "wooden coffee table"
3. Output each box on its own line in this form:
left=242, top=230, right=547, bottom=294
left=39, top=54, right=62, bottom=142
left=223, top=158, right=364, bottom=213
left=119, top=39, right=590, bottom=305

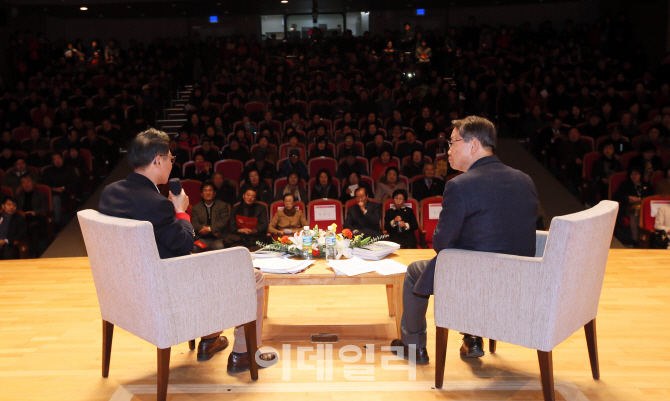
left=262, top=249, right=436, bottom=339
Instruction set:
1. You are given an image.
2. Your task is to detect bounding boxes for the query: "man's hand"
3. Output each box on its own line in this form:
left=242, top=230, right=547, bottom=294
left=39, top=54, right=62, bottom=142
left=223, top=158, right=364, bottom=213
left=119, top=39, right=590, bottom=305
left=238, top=228, right=252, bottom=234
left=169, top=189, right=190, bottom=214
left=629, top=196, right=641, bottom=204
left=198, top=226, right=211, bottom=235
left=25, top=211, right=35, bottom=216
left=0, top=239, right=6, bottom=248
left=357, top=201, right=367, bottom=213
left=394, top=216, right=402, bottom=222
left=52, top=187, right=65, bottom=193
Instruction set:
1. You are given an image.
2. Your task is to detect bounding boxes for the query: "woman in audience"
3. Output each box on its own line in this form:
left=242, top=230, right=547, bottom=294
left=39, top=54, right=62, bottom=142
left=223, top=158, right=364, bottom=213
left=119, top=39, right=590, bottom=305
left=375, top=166, right=407, bottom=202
left=239, top=168, right=273, bottom=205
left=225, top=188, right=268, bottom=249
left=308, top=136, right=335, bottom=160
left=371, top=150, right=398, bottom=182
left=614, top=166, right=655, bottom=245
left=221, top=137, right=250, bottom=163
left=275, top=171, right=307, bottom=202
left=311, top=168, right=338, bottom=201
left=653, top=204, right=670, bottom=249
left=402, top=149, right=425, bottom=179
left=268, top=193, right=308, bottom=237
left=384, top=188, right=418, bottom=249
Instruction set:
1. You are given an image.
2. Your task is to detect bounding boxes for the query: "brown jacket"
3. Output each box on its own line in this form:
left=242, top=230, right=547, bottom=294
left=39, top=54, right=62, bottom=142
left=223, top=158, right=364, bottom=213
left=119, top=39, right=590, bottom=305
left=268, top=209, right=308, bottom=236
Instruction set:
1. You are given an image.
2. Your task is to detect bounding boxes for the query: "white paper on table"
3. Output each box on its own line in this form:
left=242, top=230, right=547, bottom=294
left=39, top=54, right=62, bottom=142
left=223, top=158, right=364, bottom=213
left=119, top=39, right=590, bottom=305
left=650, top=201, right=670, bottom=217
left=253, top=258, right=314, bottom=274
left=370, top=259, right=408, bottom=275
left=314, top=204, right=337, bottom=221
left=348, top=184, right=359, bottom=193
left=428, top=203, right=442, bottom=219
left=326, top=257, right=376, bottom=276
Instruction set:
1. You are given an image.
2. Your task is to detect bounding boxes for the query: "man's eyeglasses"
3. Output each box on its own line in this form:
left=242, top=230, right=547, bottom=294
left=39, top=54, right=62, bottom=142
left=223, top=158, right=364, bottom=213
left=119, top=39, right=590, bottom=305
left=162, top=155, right=177, bottom=164
left=447, top=138, right=464, bottom=149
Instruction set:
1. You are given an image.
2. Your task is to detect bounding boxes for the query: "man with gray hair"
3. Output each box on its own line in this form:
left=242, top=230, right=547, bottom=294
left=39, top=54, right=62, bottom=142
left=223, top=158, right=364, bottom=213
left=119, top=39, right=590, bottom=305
left=390, top=116, right=539, bottom=362
left=98, top=128, right=277, bottom=371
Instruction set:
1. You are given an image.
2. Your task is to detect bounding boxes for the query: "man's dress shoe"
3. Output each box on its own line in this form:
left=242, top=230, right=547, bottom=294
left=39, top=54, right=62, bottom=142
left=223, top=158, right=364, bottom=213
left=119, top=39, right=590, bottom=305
left=227, top=351, right=278, bottom=373
left=460, top=335, right=485, bottom=358
left=390, top=339, right=430, bottom=365
left=196, top=336, right=229, bottom=362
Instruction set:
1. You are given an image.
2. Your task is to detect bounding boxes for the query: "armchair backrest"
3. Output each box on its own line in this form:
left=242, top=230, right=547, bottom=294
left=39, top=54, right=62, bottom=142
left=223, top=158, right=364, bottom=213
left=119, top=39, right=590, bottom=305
left=78, top=210, right=165, bottom=344
left=541, top=200, right=618, bottom=348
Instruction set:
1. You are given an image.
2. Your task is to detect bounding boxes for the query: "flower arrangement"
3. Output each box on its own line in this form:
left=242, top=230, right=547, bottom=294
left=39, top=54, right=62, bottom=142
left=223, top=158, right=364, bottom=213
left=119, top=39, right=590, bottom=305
left=256, top=224, right=388, bottom=259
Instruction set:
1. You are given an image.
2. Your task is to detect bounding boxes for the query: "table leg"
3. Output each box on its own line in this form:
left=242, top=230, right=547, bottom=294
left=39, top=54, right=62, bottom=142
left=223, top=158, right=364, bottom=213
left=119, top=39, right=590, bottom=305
left=386, top=284, right=395, bottom=317
left=263, top=286, right=270, bottom=318
left=393, top=276, right=404, bottom=339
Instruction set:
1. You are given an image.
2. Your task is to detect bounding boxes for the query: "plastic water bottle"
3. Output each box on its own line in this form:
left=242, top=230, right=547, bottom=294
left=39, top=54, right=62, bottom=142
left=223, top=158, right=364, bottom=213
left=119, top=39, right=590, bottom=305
left=325, top=225, right=336, bottom=261
left=302, top=226, right=312, bottom=259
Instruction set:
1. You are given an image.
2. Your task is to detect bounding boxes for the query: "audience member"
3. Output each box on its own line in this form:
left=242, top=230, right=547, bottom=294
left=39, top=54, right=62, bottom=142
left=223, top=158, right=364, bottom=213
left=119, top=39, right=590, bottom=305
left=590, top=141, right=623, bottom=203
left=268, top=193, right=308, bottom=237
left=275, top=171, right=307, bottom=202
left=613, top=167, right=654, bottom=245
left=0, top=197, right=27, bottom=260
left=225, top=188, right=268, bottom=248
left=191, top=181, right=229, bottom=253
left=343, top=187, right=382, bottom=238
left=2, top=158, right=39, bottom=191
left=41, top=153, right=78, bottom=225
left=383, top=189, right=418, bottom=249
left=310, top=168, right=339, bottom=201
left=375, top=166, right=407, bottom=202
left=15, top=175, right=48, bottom=257
left=412, top=163, right=445, bottom=201
left=278, top=149, right=309, bottom=181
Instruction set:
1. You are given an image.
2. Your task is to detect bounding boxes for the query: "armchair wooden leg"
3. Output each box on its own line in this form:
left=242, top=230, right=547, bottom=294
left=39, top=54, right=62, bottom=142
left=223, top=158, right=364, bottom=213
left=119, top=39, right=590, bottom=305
left=537, top=350, right=555, bottom=401
left=102, top=320, right=113, bottom=378
left=188, top=340, right=196, bottom=351
left=489, top=339, right=496, bottom=353
left=263, top=286, right=270, bottom=318
left=435, top=327, right=449, bottom=389
left=243, top=320, right=259, bottom=381
left=584, top=319, right=600, bottom=380
left=157, top=347, right=171, bottom=401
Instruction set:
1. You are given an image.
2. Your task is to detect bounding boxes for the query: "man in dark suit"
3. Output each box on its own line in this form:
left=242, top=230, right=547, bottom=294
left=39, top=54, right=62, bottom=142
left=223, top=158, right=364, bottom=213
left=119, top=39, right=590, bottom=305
left=98, top=128, right=276, bottom=372
left=16, top=175, right=49, bottom=257
left=411, top=163, right=445, bottom=202
left=391, top=116, right=538, bottom=363
left=0, top=197, right=27, bottom=260
left=191, top=181, right=229, bottom=253
left=343, top=187, right=383, bottom=238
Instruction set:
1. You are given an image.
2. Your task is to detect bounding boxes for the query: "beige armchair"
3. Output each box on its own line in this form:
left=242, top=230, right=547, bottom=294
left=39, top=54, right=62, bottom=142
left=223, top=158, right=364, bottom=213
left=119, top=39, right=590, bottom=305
left=78, top=210, right=260, bottom=401
left=433, top=201, right=618, bottom=401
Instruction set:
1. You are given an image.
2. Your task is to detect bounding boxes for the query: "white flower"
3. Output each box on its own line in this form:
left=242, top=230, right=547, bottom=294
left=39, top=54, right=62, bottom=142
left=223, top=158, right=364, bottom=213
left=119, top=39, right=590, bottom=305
left=335, top=238, right=353, bottom=259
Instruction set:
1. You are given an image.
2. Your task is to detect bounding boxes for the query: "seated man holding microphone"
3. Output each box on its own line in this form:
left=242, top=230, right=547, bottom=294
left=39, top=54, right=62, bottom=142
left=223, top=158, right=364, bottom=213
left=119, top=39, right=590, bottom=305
left=98, top=128, right=277, bottom=372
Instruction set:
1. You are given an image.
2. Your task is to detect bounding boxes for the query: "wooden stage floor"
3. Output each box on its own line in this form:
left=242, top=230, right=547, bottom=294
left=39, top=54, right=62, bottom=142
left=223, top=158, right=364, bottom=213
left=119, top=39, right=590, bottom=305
left=0, top=249, right=668, bottom=401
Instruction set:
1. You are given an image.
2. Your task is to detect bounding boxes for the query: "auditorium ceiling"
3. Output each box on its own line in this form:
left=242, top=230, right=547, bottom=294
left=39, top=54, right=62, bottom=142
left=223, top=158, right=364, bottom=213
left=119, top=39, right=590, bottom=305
left=2, top=0, right=579, bottom=18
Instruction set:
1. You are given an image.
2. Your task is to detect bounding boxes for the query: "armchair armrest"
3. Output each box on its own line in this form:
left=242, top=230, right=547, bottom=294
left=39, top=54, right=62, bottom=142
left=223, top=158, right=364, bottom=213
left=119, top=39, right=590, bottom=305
left=158, top=247, right=258, bottom=346
left=434, top=249, right=556, bottom=351
left=535, top=230, right=548, bottom=258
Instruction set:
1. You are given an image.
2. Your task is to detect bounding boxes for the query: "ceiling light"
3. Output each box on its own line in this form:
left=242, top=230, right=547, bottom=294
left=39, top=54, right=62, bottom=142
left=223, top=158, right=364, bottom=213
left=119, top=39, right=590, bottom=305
left=80, top=6, right=88, bottom=10
left=281, top=0, right=288, bottom=3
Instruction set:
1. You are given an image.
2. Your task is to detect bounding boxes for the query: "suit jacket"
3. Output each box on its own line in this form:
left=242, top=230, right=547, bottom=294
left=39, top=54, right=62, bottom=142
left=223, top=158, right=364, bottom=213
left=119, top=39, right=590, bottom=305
left=229, top=202, right=269, bottom=241
left=16, top=189, right=49, bottom=216
left=0, top=212, right=27, bottom=243
left=412, top=177, right=445, bottom=202
left=98, top=172, right=195, bottom=259
left=191, top=200, right=230, bottom=240
left=414, top=155, right=538, bottom=296
left=344, top=201, right=383, bottom=238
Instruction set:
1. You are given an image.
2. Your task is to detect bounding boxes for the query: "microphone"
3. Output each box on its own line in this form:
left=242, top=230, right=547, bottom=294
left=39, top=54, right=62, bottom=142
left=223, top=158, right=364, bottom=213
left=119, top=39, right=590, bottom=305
left=168, top=178, right=182, bottom=197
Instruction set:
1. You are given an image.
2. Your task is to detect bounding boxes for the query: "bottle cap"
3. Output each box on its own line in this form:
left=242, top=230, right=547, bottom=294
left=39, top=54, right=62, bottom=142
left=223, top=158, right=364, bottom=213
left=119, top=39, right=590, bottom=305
left=304, top=226, right=309, bottom=230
